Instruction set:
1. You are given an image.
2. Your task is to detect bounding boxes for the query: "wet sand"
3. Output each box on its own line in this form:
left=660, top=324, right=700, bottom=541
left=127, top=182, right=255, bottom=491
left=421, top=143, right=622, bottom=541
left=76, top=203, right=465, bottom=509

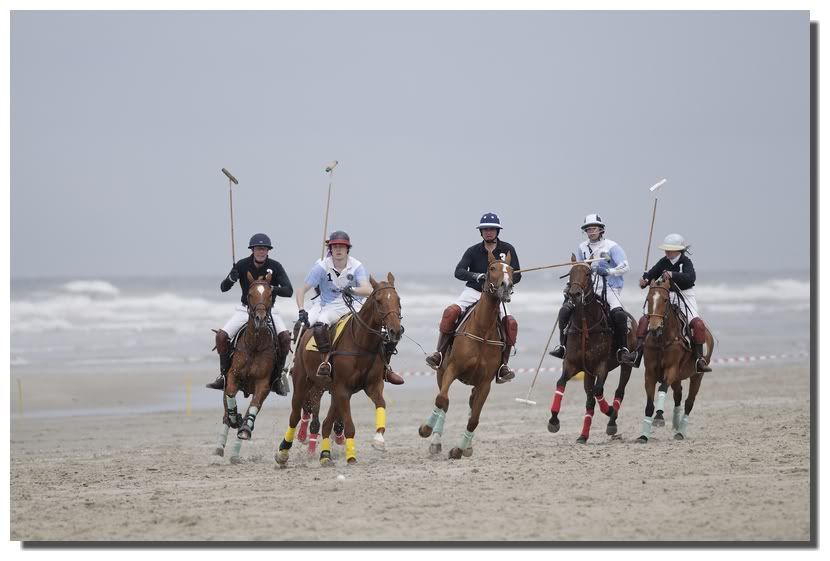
left=10, top=363, right=811, bottom=542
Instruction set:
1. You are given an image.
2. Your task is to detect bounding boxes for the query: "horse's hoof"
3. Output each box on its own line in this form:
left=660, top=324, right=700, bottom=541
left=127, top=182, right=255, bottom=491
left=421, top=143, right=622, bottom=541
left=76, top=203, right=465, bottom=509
left=230, top=456, right=242, bottom=465
left=448, top=447, right=463, bottom=460
left=275, top=450, right=289, bottom=465
left=429, top=442, right=442, bottom=455
left=371, top=435, right=386, bottom=451
left=237, top=428, right=251, bottom=440
left=320, top=457, right=334, bottom=467
left=547, top=421, right=560, bottom=433
left=653, top=418, right=665, bottom=428
left=346, top=457, right=357, bottom=464
left=606, top=423, right=618, bottom=436
left=636, top=435, right=649, bottom=443
left=213, top=447, right=224, bottom=457
left=674, top=433, right=685, bottom=441
left=576, top=436, right=588, bottom=444
left=462, top=447, right=473, bottom=458
left=419, top=424, right=433, bottom=438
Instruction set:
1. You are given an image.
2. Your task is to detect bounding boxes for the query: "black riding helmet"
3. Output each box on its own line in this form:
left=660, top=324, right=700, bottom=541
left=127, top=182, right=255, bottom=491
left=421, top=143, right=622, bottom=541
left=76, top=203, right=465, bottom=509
left=248, top=233, right=273, bottom=249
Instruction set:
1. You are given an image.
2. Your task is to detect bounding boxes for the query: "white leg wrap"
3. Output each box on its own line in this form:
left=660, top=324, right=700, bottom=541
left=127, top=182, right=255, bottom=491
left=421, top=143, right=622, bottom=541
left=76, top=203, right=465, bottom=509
left=458, top=430, right=474, bottom=450
left=431, top=432, right=442, bottom=446
left=229, top=436, right=243, bottom=458
left=216, top=423, right=230, bottom=449
left=225, top=395, right=237, bottom=410
left=672, top=406, right=683, bottom=431
left=654, top=390, right=667, bottom=414
left=640, top=416, right=653, bottom=439
left=678, top=414, right=690, bottom=437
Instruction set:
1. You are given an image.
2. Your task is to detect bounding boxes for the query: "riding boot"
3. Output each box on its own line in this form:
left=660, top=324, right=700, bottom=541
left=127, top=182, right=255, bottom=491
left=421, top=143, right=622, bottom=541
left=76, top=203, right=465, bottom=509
left=612, top=309, right=636, bottom=365
left=694, top=343, right=712, bottom=373
left=495, top=344, right=515, bottom=384
left=312, top=323, right=333, bottom=378
left=207, top=350, right=232, bottom=390
left=382, top=340, right=405, bottom=385
left=269, top=354, right=289, bottom=395
left=549, top=302, right=574, bottom=359
left=632, top=315, right=649, bottom=367
left=426, top=331, right=453, bottom=370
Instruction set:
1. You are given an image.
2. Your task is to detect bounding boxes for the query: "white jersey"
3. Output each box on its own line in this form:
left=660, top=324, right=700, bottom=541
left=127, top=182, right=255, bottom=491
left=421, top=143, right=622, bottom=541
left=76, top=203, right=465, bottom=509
left=576, top=237, right=630, bottom=291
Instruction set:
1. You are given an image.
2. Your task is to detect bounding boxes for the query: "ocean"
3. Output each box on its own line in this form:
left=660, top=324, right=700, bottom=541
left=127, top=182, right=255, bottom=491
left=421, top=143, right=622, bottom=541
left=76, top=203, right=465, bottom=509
left=10, top=269, right=811, bottom=379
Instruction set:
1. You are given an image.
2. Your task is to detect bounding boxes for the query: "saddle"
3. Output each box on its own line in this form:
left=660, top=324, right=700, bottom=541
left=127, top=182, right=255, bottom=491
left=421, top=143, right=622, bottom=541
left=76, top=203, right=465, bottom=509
left=305, top=314, right=353, bottom=352
left=452, top=302, right=507, bottom=343
left=230, top=317, right=278, bottom=356
left=671, top=303, right=694, bottom=349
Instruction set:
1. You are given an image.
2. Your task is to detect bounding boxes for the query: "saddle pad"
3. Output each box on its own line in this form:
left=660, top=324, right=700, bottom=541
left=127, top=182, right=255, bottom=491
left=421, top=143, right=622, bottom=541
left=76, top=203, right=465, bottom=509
left=305, top=314, right=353, bottom=351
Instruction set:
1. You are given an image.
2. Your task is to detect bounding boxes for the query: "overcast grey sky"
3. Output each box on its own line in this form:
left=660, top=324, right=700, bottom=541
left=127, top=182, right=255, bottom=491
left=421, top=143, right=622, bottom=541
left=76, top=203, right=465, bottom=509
left=10, top=10, right=810, bottom=279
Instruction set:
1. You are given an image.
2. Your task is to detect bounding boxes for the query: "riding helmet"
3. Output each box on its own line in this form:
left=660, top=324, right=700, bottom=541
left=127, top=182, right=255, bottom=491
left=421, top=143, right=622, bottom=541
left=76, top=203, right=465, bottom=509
left=477, top=212, right=502, bottom=230
left=658, top=233, right=688, bottom=251
left=581, top=214, right=605, bottom=231
left=248, top=233, right=273, bottom=249
left=326, top=230, right=352, bottom=247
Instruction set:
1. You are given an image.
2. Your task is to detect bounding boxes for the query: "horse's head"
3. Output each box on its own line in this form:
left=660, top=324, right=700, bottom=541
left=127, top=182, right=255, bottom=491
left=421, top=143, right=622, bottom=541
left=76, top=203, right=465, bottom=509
left=485, top=250, right=514, bottom=303
left=566, top=253, right=593, bottom=304
left=646, top=278, right=672, bottom=337
left=368, top=272, right=403, bottom=343
left=246, top=271, right=273, bottom=331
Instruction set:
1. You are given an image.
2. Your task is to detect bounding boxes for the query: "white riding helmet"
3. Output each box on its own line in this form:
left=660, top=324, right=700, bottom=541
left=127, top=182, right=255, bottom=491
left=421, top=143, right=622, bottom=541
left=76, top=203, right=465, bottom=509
left=581, top=213, right=605, bottom=230
left=658, top=233, right=688, bottom=251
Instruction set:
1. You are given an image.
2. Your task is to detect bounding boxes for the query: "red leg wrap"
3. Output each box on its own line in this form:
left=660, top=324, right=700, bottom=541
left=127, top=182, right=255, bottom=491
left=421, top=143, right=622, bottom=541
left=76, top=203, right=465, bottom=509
left=551, top=384, right=566, bottom=413
left=613, top=397, right=622, bottom=414
left=307, top=434, right=319, bottom=455
left=297, top=413, right=310, bottom=443
left=597, top=394, right=610, bottom=415
left=581, top=408, right=594, bottom=438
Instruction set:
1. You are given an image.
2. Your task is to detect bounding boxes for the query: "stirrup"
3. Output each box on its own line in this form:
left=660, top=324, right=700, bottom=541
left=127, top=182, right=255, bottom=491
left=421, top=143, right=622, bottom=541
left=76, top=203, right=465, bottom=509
left=495, top=364, right=515, bottom=384
left=696, top=358, right=712, bottom=373
left=617, top=347, right=635, bottom=365
left=425, top=352, right=443, bottom=371
left=316, top=362, right=332, bottom=379
left=549, top=345, right=565, bottom=359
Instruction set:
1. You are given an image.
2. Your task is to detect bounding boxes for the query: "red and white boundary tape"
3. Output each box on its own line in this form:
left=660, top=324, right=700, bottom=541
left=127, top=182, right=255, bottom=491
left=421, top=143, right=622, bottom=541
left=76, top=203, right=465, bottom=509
left=394, top=351, right=810, bottom=378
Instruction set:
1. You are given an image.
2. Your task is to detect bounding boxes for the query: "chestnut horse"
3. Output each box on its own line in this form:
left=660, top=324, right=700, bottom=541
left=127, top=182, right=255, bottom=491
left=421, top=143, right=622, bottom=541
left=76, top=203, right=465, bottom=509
left=213, top=272, right=277, bottom=463
left=418, top=251, right=514, bottom=460
left=276, top=273, right=402, bottom=467
left=547, top=257, right=635, bottom=443
left=637, top=278, right=713, bottom=442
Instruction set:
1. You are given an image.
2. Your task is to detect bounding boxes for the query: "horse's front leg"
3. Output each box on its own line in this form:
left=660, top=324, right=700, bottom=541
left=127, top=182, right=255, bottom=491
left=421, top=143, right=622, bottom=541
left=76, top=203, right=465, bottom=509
left=653, top=381, right=669, bottom=427
left=214, top=385, right=231, bottom=457
left=275, top=366, right=307, bottom=468
left=338, top=389, right=357, bottom=464
left=237, top=373, right=270, bottom=441
left=319, top=394, right=339, bottom=466
left=674, top=373, right=702, bottom=440
left=604, top=363, right=633, bottom=436
left=419, top=362, right=457, bottom=456
left=449, top=380, right=492, bottom=460
left=223, top=374, right=244, bottom=463
left=577, top=373, right=598, bottom=444
left=365, top=375, right=387, bottom=451
left=637, top=360, right=660, bottom=443
left=548, top=361, right=578, bottom=434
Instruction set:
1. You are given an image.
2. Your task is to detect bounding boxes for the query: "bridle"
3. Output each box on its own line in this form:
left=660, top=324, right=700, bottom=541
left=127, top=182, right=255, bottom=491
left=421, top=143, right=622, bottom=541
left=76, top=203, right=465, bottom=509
left=343, top=285, right=403, bottom=344
left=484, top=260, right=514, bottom=302
left=246, top=279, right=274, bottom=331
left=645, top=282, right=671, bottom=334
left=567, top=262, right=597, bottom=306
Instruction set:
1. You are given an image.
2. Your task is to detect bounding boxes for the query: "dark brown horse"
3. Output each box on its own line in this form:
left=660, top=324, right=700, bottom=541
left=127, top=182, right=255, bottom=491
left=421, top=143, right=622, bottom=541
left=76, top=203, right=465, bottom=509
left=637, top=278, right=713, bottom=442
left=418, top=251, right=514, bottom=459
left=547, top=257, right=635, bottom=443
left=213, top=272, right=277, bottom=463
left=276, top=273, right=402, bottom=467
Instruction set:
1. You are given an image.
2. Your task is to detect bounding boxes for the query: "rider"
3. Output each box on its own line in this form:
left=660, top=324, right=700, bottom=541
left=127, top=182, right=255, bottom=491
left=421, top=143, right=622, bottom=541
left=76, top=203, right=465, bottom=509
left=294, top=230, right=405, bottom=384
left=425, top=212, right=521, bottom=384
left=549, top=214, right=636, bottom=364
left=207, top=233, right=294, bottom=395
left=634, top=233, right=712, bottom=373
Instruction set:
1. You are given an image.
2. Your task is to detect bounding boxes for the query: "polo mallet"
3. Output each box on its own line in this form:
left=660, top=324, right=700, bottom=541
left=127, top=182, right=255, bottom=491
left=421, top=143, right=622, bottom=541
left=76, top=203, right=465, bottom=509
left=644, top=178, right=667, bottom=272
left=321, top=160, right=338, bottom=260
left=515, top=318, right=559, bottom=406
left=514, top=256, right=607, bottom=275
left=221, top=168, right=239, bottom=263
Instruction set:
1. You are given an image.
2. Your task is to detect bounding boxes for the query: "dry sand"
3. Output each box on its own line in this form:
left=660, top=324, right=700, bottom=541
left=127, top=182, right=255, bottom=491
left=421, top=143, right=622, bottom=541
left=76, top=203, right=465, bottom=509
left=10, top=363, right=811, bottom=542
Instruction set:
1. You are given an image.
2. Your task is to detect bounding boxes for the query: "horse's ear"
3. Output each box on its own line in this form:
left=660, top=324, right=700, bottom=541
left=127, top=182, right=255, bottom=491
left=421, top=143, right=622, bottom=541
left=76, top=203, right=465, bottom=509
left=369, top=275, right=379, bottom=289
left=265, top=272, right=272, bottom=283
left=504, top=251, right=512, bottom=265
left=570, top=253, right=576, bottom=263
left=387, top=272, right=395, bottom=286
left=488, top=250, right=496, bottom=263
left=247, top=271, right=255, bottom=283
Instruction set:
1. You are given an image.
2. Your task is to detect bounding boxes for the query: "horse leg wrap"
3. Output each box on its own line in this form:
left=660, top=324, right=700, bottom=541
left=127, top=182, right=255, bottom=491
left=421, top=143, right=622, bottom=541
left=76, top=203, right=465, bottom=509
left=229, top=437, right=242, bottom=458
left=243, top=406, right=258, bottom=431
left=672, top=406, right=683, bottom=431
left=297, top=412, right=311, bottom=443
left=321, top=437, right=331, bottom=454
left=216, top=423, right=230, bottom=450
left=597, top=394, right=610, bottom=415
left=458, top=430, right=474, bottom=450
left=426, top=405, right=446, bottom=433
left=640, top=416, right=654, bottom=439
left=580, top=408, right=594, bottom=439
left=613, top=396, right=622, bottom=414
left=283, top=426, right=296, bottom=444
left=225, top=396, right=239, bottom=426
left=307, top=434, right=319, bottom=455
left=678, top=414, right=690, bottom=437
left=375, top=407, right=386, bottom=431
left=551, top=384, right=566, bottom=414
left=345, top=438, right=356, bottom=461
left=654, top=390, right=667, bottom=415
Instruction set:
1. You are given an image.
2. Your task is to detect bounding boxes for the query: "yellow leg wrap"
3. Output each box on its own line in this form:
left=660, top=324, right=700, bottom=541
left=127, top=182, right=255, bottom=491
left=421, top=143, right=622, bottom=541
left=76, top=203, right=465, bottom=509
left=321, top=437, right=331, bottom=453
left=284, top=426, right=296, bottom=443
left=345, top=437, right=356, bottom=460
left=375, top=407, right=386, bottom=431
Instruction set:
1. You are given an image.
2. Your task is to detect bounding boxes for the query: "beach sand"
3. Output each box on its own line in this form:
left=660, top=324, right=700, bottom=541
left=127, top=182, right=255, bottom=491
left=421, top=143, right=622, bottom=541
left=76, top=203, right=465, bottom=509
left=10, top=363, right=811, bottom=542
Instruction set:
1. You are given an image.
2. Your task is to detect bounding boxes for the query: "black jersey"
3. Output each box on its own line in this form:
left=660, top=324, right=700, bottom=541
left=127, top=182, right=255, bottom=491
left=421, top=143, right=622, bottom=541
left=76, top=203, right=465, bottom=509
left=221, top=255, right=293, bottom=306
left=642, top=254, right=696, bottom=290
left=454, top=239, right=522, bottom=292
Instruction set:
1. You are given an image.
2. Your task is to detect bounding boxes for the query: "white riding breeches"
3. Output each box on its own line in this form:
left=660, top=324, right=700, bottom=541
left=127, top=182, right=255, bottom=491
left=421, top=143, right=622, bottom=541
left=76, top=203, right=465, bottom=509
left=597, top=286, right=624, bottom=311
left=454, top=286, right=510, bottom=318
left=670, top=288, right=700, bottom=321
left=222, top=305, right=288, bottom=338
left=307, top=297, right=362, bottom=326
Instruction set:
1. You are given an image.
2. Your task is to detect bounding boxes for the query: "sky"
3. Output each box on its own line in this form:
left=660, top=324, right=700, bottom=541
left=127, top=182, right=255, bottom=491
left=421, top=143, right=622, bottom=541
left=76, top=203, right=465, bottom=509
left=9, top=10, right=811, bottom=279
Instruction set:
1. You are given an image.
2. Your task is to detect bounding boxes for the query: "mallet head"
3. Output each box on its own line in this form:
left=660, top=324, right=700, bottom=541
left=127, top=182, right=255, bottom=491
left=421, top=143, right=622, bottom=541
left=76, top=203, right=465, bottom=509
left=221, top=168, right=239, bottom=185
left=325, top=160, right=339, bottom=173
left=649, top=178, right=667, bottom=192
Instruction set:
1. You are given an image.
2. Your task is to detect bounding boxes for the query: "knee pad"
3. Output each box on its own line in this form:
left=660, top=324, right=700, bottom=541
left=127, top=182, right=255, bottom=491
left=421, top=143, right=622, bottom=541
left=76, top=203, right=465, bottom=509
left=611, top=308, right=628, bottom=328
left=277, top=331, right=292, bottom=356
left=690, top=318, right=707, bottom=344
left=636, top=315, right=649, bottom=339
left=439, top=305, right=463, bottom=334
left=502, top=315, right=518, bottom=346
left=215, top=330, right=230, bottom=354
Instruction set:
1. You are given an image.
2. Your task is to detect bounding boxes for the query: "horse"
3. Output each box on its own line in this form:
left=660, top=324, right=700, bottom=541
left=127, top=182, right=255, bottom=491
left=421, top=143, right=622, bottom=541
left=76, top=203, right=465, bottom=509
left=546, top=256, right=635, bottom=443
left=213, top=272, right=278, bottom=463
left=418, top=250, right=515, bottom=460
left=637, top=278, right=714, bottom=442
left=276, top=273, right=402, bottom=467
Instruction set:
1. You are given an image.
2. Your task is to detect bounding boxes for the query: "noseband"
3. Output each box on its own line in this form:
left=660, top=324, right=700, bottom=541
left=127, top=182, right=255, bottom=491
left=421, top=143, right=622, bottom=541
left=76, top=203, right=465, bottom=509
left=646, top=283, right=671, bottom=330
left=567, top=263, right=596, bottom=305
left=344, top=285, right=402, bottom=342
left=484, top=260, right=514, bottom=300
